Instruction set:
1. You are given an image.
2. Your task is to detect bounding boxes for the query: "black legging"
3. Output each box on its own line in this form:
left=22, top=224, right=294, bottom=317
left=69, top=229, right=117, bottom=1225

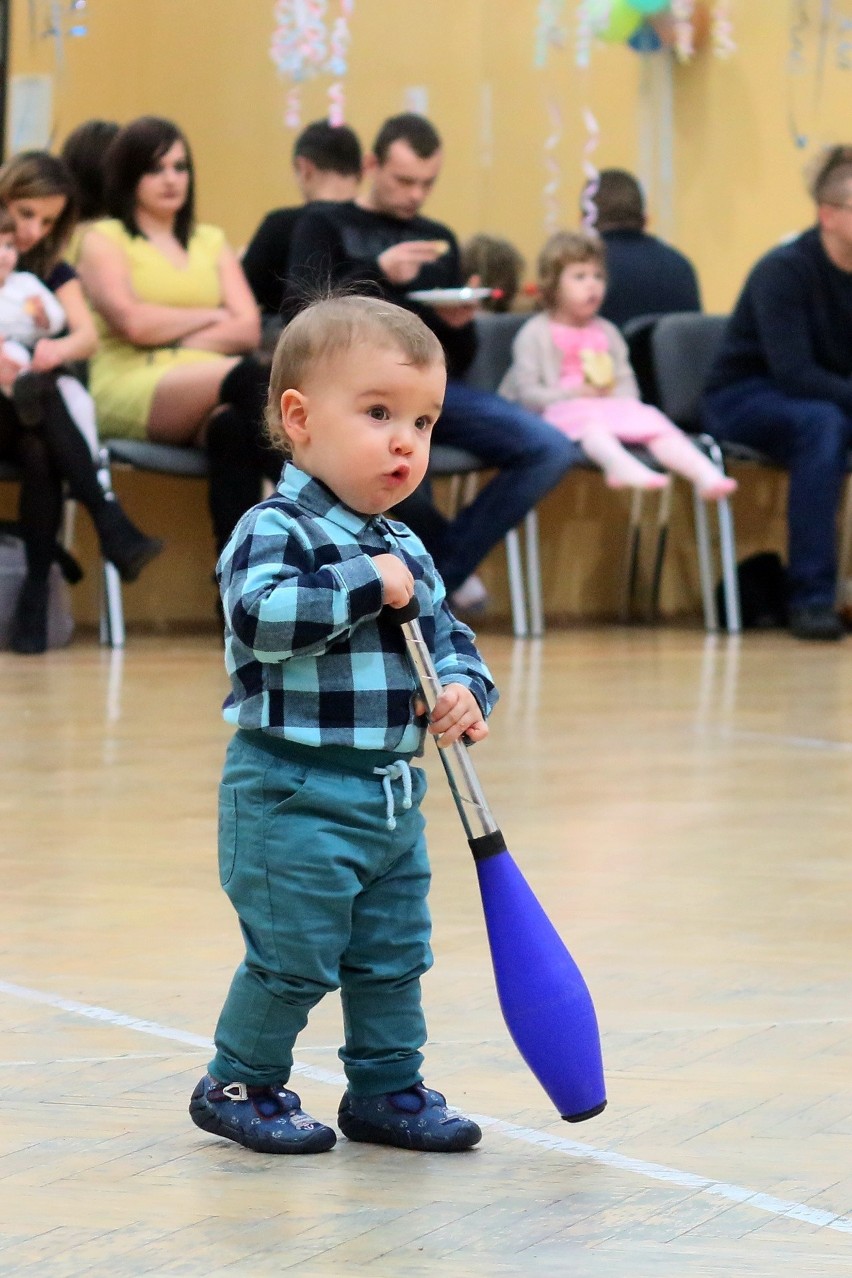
left=0, top=371, right=119, bottom=580
left=0, top=393, right=64, bottom=581
left=207, top=357, right=282, bottom=553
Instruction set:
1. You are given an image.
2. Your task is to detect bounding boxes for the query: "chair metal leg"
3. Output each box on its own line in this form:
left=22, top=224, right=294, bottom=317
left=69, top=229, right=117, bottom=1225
left=837, top=475, right=852, bottom=605
left=648, top=483, right=672, bottom=622
left=620, top=488, right=644, bottom=621
left=96, top=447, right=126, bottom=649
left=523, top=509, right=544, bottom=637
left=696, top=434, right=741, bottom=635
left=692, top=485, right=717, bottom=632
left=100, top=562, right=126, bottom=648
left=716, top=494, right=741, bottom=634
left=505, top=527, right=528, bottom=638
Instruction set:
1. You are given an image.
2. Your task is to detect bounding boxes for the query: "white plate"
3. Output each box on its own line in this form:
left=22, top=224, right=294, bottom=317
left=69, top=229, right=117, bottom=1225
left=406, top=287, right=493, bottom=305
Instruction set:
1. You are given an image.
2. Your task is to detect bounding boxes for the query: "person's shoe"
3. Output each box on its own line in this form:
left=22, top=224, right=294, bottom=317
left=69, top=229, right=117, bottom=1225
left=337, top=1083, right=482, bottom=1152
left=789, top=605, right=844, bottom=641
left=449, top=574, right=489, bottom=614
left=189, top=1074, right=337, bottom=1155
left=94, top=499, right=164, bottom=583
left=10, top=575, right=49, bottom=654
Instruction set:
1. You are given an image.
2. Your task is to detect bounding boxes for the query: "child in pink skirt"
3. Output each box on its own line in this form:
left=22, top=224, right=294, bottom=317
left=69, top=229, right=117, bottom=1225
left=500, top=230, right=736, bottom=498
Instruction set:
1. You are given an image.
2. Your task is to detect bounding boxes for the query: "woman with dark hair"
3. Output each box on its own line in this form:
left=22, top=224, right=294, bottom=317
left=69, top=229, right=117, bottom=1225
left=78, top=116, right=275, bottom=556
left=0, top=150, right=162, bottom=653
left=61, top=118, right=120, bottom=250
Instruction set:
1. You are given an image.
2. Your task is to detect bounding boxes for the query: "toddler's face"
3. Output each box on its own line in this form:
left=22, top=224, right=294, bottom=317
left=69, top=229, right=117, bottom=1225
left=0, top=233, right=18, bottom=285
left=282, top=342, right=445, bottom=515
left=556, top=260, right=606, bottom=323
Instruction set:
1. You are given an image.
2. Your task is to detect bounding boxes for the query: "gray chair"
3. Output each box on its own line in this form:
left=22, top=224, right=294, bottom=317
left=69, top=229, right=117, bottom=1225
left=439, top=311, right=543, bottom=638
left=100, top=439, right=209, bottom=646
left=650, top=312, right=741, bottom=633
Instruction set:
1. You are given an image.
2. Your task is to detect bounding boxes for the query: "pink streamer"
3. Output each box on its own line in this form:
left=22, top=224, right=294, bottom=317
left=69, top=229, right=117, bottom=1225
left=671, top=0, right=696, bottom=63
left=711, top=0, right=736, bottom=59
left=543, top=99, right=563, bottom=233
left=285, top=85, right=302, bottom=128
left=328, top=81, right=345, bottom=125
left=580, top=107, right=600, bottom=230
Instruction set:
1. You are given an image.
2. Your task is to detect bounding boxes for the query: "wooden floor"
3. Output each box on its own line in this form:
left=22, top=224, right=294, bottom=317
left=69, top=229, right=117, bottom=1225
left=2, top=626, right=852, bottom=1276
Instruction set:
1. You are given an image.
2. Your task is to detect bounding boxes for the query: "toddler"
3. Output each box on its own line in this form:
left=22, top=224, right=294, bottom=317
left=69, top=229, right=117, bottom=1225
left=0, top=210, right=67, bottom=382
left=189, top=295, right=498, bottom=1155
left=500, top=230, right=736, bottom=498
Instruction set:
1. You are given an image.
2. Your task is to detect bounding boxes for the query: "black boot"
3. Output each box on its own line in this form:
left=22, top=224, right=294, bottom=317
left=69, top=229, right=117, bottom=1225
left=10, top=574, right=49, bottom=654
left=94, top=498, right=164, bottom=583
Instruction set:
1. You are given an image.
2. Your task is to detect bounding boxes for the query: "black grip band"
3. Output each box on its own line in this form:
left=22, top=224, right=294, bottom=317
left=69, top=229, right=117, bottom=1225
left=380, top=598, right=421, bottom=624
left=469, top=829, right=507, bottom=862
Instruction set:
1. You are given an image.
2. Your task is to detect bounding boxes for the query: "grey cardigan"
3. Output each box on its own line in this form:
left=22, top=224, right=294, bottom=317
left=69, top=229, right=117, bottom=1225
left=499, top=312, right=639, bottom=412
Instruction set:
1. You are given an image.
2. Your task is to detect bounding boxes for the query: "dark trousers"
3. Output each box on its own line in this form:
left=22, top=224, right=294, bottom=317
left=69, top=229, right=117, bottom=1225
left=394, top=379, right=578, bottom=594
left=703, top=377, right=852, bottom=609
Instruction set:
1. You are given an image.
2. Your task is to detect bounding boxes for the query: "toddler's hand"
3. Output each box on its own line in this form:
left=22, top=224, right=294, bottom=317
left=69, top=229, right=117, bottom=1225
left=417, top=683, right=488, bottom=748
left=374, top=553, right=415, bottom=609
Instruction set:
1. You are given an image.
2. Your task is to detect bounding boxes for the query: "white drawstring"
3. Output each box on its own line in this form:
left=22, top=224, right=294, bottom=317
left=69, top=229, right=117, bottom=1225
left=373, top=760, right=413, bottom=830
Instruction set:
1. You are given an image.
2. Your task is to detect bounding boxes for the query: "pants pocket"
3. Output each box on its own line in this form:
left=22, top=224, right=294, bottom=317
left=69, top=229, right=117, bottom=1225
left=218, top=783, right=238, bottom=886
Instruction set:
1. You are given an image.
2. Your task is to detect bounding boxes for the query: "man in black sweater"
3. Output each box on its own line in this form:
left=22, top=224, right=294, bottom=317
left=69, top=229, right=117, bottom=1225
left=703, top=146, right=852, bottom=641
left=286, top=113, right=577, bottom=597
left=242, top=120, right=363, bottom=320
left=589, top=169, right=701, bottom=330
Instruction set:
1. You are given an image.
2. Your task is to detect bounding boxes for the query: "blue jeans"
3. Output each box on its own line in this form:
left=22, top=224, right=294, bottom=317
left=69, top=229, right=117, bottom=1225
left=421, top=381, right=578, bottom=593
left=703, top=377, right=852, bottom=609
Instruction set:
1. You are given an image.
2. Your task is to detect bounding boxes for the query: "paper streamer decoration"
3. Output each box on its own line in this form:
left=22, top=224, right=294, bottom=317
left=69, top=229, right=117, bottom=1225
left=270, top=0, right=354, bottom=128
left=670, top=0, right=696, bottom=62
left=786, top=0, right=835, bottom=150
left=575, top=0, right=595, bottom=66
left=543, top=98, right=564, bottom=232
left=580, top=107, right=601, bottom=229
left=838, top=13, right=852, bottom=70
left=711, top=0, right=736, bottom=58
left=535, top=0, right=567, bottom=67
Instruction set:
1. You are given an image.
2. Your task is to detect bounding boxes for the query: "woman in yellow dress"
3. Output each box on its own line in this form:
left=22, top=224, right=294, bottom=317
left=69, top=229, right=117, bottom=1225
left=78, top=117, right=275, bottom=553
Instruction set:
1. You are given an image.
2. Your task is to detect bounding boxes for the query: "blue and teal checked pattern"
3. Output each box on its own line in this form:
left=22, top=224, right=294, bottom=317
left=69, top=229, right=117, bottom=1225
left=216, top=464, right=497, bottom=751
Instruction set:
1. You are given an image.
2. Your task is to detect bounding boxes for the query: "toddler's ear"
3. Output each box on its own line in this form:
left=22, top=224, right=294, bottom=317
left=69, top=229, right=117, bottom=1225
left=280, top=389, right=309, bottom=446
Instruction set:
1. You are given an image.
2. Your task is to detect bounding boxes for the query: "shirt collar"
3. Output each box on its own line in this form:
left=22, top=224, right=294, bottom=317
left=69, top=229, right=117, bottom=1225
left=278, top=462, right=384, bottom=537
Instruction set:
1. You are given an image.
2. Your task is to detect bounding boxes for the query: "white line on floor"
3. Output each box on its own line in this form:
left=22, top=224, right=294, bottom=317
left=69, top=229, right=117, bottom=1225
left=2, top=976, right=851, bottom=1237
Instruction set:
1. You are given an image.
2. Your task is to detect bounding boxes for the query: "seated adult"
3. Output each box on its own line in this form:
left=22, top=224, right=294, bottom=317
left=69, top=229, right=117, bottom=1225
left=0, top=150, right=162, bottom=653
left=286, top=112, right=577, bottom=596
left=242, top=119, right=362, bottom=321
left=703, top=146, right=852, bottom=642
left=60, top=118, right=120, bottom=263
left=586, top=169, right=701, bottom=329
left=460, top=234, right=525, bottom=313
left=77, top=116, right=276, bottom=557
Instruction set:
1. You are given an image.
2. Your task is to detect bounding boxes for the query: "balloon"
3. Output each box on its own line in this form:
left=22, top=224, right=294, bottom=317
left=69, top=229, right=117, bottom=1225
left=627, top=0, right=669, bottom=14
left=598, top=0, right=643, bottom=42
left=628, top=21, right=664, bottom=52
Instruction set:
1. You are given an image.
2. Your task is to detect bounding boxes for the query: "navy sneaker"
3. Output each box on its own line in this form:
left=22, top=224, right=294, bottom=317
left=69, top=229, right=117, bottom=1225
left=189, top=1074, right=336, bottom=1154
left=337, top=1083, right=482, bottom=1152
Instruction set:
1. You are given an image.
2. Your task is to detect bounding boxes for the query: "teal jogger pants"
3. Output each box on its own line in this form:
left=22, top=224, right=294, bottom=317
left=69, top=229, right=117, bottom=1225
left=209, top=730, right=433, bottom=1095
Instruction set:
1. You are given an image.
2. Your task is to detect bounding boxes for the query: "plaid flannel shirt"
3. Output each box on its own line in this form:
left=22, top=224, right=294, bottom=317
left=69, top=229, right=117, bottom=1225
left=217, top=464, right=498, bottom=752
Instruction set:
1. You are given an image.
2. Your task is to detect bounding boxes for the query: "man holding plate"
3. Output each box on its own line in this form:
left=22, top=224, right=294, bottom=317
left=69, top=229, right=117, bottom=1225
left=286, top=113, right=578, bottom=600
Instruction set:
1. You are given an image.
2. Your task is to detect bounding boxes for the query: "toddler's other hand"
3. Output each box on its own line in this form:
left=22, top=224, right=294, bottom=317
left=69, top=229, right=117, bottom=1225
left=427, top=683, right=488, bottom=748
left=374, top=553, right=415, bottom=609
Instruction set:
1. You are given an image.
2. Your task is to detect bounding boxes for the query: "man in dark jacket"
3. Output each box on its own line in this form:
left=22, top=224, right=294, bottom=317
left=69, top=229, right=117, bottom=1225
left=287, top=113, right=577, bottom=597
left=703, top=146, right=852, bottom=641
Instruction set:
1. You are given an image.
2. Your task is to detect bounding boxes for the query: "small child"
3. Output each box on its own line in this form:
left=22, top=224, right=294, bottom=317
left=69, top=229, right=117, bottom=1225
left=0, top=209, right=67, bottom=382
left=500, top=230, right=737, bottom=498
left=189, top=295, right=498, bottom=1156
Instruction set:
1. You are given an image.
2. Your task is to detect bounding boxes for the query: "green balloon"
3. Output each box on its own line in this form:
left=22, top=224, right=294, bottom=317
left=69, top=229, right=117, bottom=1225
left=600, top=1, right=643, bottom=42
left=628, top=0, right=669, bottom=14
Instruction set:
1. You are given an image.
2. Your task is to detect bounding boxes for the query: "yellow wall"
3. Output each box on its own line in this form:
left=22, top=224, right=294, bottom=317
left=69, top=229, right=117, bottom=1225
left=4, top=1, right=839, bottom=627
